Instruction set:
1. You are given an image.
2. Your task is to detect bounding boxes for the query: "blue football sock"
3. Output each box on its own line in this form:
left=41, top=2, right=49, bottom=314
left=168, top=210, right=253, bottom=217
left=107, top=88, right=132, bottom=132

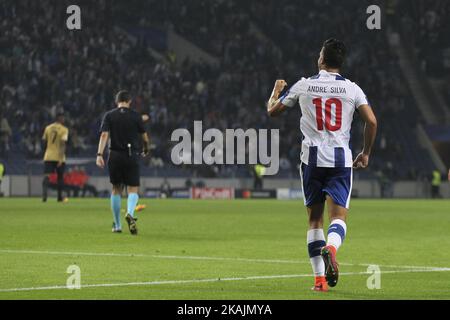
left=127, top=193, right=139, bottom=218
left=111, top=194, right=121, bottom=229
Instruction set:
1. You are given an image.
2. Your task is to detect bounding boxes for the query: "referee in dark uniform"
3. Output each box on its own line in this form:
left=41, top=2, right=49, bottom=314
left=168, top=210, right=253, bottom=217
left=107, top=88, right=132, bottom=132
left=96, top=91, right=150, bottom=235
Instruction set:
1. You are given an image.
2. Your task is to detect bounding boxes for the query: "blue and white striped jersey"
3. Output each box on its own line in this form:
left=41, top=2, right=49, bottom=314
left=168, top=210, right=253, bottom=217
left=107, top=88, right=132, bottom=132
left=281, top=70, right=369, bottom=168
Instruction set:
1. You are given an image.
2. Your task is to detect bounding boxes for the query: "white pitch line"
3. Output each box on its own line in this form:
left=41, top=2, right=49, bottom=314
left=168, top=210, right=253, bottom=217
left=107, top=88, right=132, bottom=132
left=0, top=249, right=147, bottom=258
left=0, top=249, right=307, bottom=265
left=356, top=263, right=450, bottom=271
left=0, top=274, right=311, bottom=293
left=0, top=249, right=447, bottom=271
left=0, top=249, right=310, bottom=265
left=0, top=268, right=449, bottom=293
left=153, top=254, right=312, bottom=265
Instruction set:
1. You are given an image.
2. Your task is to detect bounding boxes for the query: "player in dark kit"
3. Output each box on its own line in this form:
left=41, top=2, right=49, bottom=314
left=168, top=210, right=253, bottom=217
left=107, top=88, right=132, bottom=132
left=96, top=91, right=150, bottom=235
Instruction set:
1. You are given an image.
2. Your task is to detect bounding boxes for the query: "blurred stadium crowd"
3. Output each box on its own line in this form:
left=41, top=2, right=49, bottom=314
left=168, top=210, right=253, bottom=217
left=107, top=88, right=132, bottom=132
left=398, top=0, right=450, bottom=117
left=0, top=0, right=448, bottom=180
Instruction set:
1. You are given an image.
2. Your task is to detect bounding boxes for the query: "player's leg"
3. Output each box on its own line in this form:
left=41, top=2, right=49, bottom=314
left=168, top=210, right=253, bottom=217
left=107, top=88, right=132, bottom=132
left=42, top=161, right=55, bottom=202
left=126, top=186, right=139, bottom=218
left=56, top=163, right=65, bottom=202
left=111, top=184, right=123, bottom=232
left=300, top=163, right=328, bottom=291
left=306, top=203, right=328, bottom=291
left=108, top=151, right=124, bottom=232
left=42, top=174, right=49, bottom=202
left=321, top=167, right=352, bottom=287
left=124, top=185, right=139, bottom=235
left=123, top=155, right=140, bottom=235
left=320, top=197, right=347, bottom=287
left=326, top=196, right=347, bottom=251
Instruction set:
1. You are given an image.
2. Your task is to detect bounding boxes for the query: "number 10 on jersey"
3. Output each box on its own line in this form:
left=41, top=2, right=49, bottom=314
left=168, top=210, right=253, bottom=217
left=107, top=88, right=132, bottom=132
left=313, top=98, right=342, bottom=131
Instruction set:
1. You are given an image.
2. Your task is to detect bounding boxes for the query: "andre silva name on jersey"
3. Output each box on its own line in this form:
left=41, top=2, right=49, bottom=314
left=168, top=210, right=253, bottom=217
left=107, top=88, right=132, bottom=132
left=307, top=85, right=347, bottom=94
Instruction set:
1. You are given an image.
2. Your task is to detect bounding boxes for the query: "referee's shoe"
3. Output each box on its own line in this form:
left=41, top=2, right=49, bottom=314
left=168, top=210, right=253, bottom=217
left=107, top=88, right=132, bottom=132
left=125, top=213, right=138, bottom=235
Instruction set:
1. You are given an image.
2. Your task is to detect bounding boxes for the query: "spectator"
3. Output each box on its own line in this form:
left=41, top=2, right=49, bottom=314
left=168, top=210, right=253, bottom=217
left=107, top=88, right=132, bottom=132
left=61, top=167, right=98, bottom=197
left=0, top=161, right=5, bottom=197
left=0, top=113, right=12, bottom=157
left=160, top=178, right=171, bottom=198
left=253, top=164, right=266, bottom=190
left=431, top=169, right=442, bottom=198
left=48, top=173, right=70, bottom=199
left=75, top=167, right=98, bottom=197
left=0, top=0, right=441, bottom=180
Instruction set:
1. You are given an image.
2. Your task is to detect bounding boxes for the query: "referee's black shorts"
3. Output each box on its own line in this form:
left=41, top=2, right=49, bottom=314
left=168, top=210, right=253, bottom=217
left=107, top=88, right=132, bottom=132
left=108, top=150, right=140, bottom=187
left=44, top=161, right=65, bottom=176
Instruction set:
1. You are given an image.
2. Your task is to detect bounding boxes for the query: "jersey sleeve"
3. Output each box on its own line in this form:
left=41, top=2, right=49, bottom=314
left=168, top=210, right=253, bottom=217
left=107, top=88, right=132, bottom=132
left=279, top=80, right=303, bottom=108
left=61, top=128, right=69, bottom=142
left=42, top=127, right=48, bottom=141
left=99, top=113, right=110, bottom=132
left=354, top=83, right=369, bottom=109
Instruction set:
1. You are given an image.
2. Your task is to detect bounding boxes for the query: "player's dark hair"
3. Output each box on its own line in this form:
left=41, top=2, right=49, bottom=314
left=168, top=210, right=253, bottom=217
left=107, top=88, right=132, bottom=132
left=115, top=90, right=131, bottom=104
left=322, top=38, right=346, bottom=69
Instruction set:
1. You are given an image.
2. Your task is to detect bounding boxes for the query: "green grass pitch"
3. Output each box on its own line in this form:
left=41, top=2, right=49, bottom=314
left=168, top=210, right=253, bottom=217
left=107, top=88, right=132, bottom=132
left=0, top=198, right=449, bottom=300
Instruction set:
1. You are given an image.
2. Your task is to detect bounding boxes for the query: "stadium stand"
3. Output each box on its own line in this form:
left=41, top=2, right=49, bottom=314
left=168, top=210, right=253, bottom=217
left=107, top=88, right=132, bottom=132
left=0, top=0, right=445, bottom=180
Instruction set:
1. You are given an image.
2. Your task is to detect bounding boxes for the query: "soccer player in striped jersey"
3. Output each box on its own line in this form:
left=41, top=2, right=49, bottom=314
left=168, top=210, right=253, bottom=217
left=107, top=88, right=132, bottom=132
left=267, top=39, right=377, bottom=291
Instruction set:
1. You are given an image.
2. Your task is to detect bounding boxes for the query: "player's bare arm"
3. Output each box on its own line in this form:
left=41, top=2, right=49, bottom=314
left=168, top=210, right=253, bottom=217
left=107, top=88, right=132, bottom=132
left=96, top=131, right=109, bottom=168
left=353, top=104, right=377, bottom=169
left=142, top=132, right=150, bottom=156
left=267, top=80, right=288, bottom=117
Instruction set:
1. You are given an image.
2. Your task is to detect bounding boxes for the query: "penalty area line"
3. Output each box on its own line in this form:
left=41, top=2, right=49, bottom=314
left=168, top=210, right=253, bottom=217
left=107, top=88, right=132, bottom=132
left=0, top=268, right=450, bottom=293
